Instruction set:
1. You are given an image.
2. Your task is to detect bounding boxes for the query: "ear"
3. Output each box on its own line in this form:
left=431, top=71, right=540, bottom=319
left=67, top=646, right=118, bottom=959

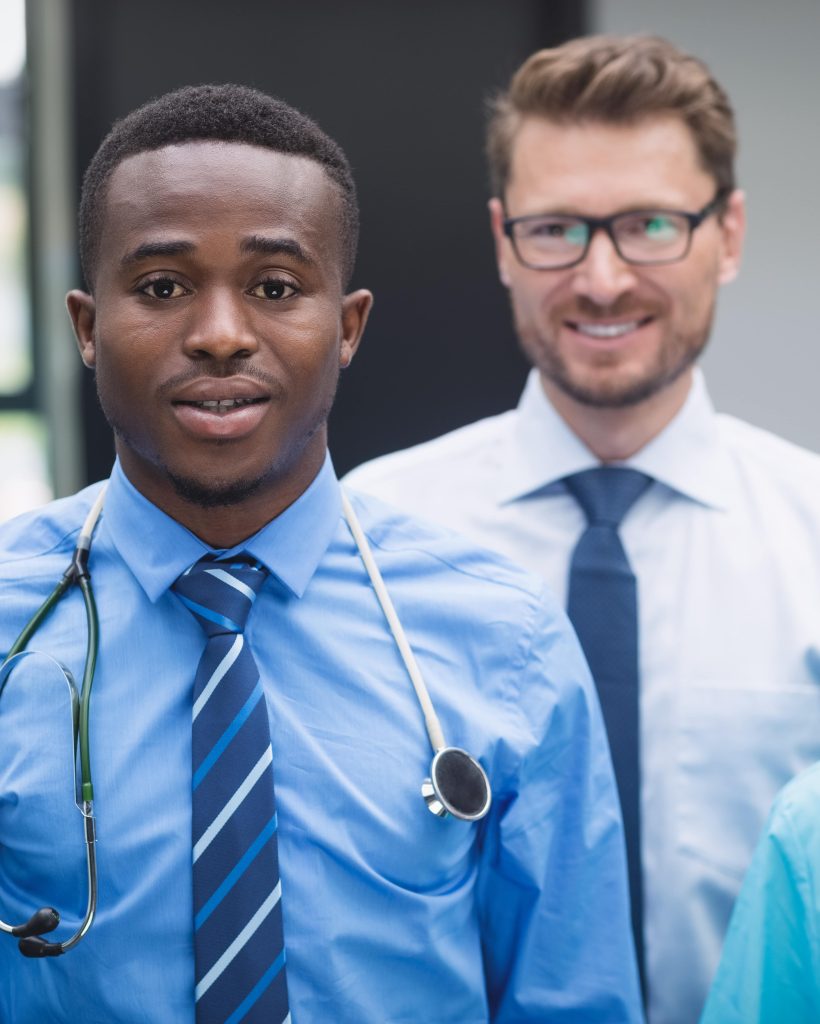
left=339, top=289, right=373, bottom=369
left=66, top=289, right=98, bottom=367
left=488, top=197, right=512, bottom=287
left=717, top=188, right=746, bottom=285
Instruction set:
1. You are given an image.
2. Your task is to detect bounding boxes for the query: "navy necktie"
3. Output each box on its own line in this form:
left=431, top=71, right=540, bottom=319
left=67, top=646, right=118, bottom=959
left=564, top=467, right=651, bottom=988
left=173, top=555, right=290, bottom=1024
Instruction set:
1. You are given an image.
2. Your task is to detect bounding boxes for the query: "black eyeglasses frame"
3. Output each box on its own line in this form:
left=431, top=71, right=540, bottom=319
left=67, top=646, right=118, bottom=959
left=502, top=189, right=730, bottom=271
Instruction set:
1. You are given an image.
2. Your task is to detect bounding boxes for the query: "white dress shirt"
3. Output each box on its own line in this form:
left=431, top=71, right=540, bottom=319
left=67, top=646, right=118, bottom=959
left=345, top=368, right=820, bottom=1024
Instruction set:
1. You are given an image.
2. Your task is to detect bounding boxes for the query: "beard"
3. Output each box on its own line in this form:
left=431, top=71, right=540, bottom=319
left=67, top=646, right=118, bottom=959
left=106, top=415, right=332, bottom=510
left=96, top=360, right=339, bottom=511
left=516, top=297, right=715, bottom=409
left=163, top=465, right=268, bottom=508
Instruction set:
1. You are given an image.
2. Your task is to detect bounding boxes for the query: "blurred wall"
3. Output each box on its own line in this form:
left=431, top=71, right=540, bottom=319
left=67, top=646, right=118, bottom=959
left=34, top=2, right=820, bottom=493
left=70, top=0, right=584, bottom=483
left=592, top=0, right=820, bottom=452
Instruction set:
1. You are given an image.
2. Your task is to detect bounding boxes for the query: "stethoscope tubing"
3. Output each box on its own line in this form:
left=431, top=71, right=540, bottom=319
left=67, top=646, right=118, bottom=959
left=0, top=487, right=105, bottom=955
left=0, top=651, right=98, bottom=954
left=340, top=490, right=447, bottom=753
left=6, top=487, right=105, bottom=803
left=0, top=482, right=490, bottom=958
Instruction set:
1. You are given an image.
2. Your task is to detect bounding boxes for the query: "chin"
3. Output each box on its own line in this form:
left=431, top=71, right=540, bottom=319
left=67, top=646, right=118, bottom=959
left=167, top=469, right=268, bottom=509
left=561, top=372, right=671, bottom=409
left=547, top=346, right=703, bottom=410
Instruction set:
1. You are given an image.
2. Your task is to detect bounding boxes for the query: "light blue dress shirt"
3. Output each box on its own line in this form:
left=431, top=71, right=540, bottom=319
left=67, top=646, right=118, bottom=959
left=701, top=761, right=820, bottom=1024
left=0, top=455, right=641, bottom=1022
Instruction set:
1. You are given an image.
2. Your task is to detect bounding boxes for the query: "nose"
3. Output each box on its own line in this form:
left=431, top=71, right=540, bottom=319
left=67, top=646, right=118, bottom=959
left=570, top=228, right=638, bottom=307
left=182, top=287, right=259, bottom=360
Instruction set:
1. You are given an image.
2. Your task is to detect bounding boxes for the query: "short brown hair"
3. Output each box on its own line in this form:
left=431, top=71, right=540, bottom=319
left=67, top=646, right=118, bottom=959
left=487, top=34, right=737, bottom=198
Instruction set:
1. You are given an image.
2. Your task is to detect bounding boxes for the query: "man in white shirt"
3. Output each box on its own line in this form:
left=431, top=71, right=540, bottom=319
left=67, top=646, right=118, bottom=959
left=346, top=34, right=820, bottom=1024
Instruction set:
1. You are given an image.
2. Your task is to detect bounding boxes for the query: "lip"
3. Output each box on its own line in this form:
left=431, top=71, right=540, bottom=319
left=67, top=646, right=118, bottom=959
left=170, top=376, right=272, bottom=441
left=564, top=315, right=655, bottom=347
left=171, top=376, right=270, bottom=404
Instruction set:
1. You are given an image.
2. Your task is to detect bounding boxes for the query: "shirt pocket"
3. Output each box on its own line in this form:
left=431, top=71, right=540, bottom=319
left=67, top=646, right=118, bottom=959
left=676, top=683, right=820, bottom=881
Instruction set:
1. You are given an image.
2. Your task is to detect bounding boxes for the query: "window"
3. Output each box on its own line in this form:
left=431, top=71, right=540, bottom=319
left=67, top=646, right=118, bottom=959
left=0, top=0, right=52, bottom=521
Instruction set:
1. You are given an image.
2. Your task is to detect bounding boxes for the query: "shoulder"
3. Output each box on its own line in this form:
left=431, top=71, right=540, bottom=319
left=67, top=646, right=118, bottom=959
left=768, top=762, right=820, bottom=839
left=718, top=414, right=820, bottom=500
left=341, top=486, right=570, bottom=667
left=0, top=484, right=105, bottom=580
left=344, top=410, right=516, bottom=492
left=343, top=412, right=517, bottom=527
left=342, top=487, right=592, bottom=737
left=749, top=762, right=820, bottom=888
left=343, top=485, right=546, bottom=605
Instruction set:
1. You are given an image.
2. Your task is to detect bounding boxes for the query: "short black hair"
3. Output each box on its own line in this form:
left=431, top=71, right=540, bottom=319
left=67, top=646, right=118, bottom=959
left=78, top=83, right=359, bottom=290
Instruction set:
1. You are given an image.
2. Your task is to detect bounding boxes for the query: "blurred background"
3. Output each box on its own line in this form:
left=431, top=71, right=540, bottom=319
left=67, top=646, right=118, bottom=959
left=1, top=0, right=818, bottom=521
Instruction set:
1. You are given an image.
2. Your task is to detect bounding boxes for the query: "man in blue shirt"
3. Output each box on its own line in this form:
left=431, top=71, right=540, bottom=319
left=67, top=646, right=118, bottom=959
left=0, top=85, right=641, bottom=1021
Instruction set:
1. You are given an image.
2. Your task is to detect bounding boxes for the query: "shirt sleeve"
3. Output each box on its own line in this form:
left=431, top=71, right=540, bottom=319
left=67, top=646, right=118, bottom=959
left=476, top=588, right=643, bottom=1023
left=700, top=790, right=820, bottom=1024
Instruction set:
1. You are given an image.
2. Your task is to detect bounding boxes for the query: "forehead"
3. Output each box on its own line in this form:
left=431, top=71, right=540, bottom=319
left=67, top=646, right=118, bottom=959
left=507, top=115, right=715, bottom=213
left=98, top=141, right=343, bottom=269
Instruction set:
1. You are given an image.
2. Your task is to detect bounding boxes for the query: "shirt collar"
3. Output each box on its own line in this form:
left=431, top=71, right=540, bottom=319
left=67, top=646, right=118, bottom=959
left=103, top=453, right=342, bottom=602
left=499, top=367, right=733, bottom=511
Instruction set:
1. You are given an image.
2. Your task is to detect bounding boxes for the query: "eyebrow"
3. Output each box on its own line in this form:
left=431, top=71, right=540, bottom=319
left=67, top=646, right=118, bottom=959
left=520, top=201, right=686, bottom=219
left=120, top=240, right=196, bottom=267
left=239, top=234, right=316, bottom=267
left=119, top=234, right=317, bottom=269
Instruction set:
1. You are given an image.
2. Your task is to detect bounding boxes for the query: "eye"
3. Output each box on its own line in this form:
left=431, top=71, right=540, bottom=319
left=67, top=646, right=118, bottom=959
left=248, top=278, right=298, bottom=300
left=643, top=215, right=681, bottom=241
left=521, top=218, right=587, bottom=247
left=622, top=214, right=682, bottom=242
left=527, top=220, right=570, bottom=239
left=138, top=277, right=189, bottom=299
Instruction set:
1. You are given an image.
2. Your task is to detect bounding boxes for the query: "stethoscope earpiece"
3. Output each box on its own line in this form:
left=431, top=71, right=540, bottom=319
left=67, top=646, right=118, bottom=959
left=422, top=747, right=492, bottom=821
left=11, top=906, right=60, bottom=939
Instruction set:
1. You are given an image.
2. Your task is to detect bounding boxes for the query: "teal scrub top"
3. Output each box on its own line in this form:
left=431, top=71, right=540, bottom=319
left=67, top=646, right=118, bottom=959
left=701, top=761, right=820, bottom=1023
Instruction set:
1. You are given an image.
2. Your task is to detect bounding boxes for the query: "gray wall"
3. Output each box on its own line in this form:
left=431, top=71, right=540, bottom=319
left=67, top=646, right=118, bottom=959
left=592, top=0, right=820, bottom=451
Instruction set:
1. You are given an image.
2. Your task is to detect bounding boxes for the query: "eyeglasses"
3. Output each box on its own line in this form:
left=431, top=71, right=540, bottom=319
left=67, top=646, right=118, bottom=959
left=502, top=191, right=728, bottom=270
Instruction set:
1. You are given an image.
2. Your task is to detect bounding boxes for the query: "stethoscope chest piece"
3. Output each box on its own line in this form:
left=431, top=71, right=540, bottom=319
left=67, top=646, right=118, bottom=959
left=341, top=491, right=494, bottom=825
left=422, top=747, right=492, bottom=821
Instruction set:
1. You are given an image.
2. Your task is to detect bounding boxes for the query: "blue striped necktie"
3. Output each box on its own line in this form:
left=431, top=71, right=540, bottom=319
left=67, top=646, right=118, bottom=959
left=564, top=467, right=652, bottom=994
left=173, top=554, right=290, bottom=1024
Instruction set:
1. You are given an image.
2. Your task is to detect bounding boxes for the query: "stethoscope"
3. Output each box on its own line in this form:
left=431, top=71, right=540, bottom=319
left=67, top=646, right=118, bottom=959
left=0, top=484, right=491, bottom=958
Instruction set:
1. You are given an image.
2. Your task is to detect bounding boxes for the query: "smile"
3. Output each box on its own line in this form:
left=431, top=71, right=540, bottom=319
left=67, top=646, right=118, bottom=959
left=570, top=317, right=653, bottom=339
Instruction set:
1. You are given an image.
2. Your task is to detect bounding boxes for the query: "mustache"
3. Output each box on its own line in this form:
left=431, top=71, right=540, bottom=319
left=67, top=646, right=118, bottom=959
left=157, top=361, right=285, bottom=399
left=564, top=296, right=660, bottom=320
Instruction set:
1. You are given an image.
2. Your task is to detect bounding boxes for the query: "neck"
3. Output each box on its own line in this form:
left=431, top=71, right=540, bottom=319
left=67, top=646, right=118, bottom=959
left=542, top=370, right=694, bottom=462
left=167, top=491, right=303, bottom=549
left=116, top=445, right=327, bottom=549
